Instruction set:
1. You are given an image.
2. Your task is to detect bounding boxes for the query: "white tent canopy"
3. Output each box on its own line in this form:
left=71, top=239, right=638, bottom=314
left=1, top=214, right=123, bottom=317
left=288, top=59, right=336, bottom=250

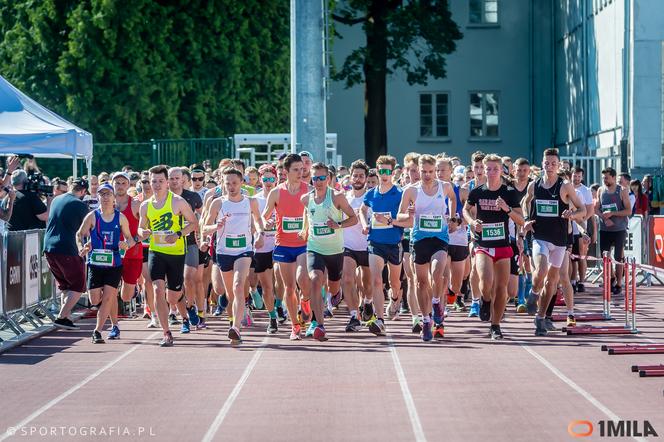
left=0, top=76, right=92, bottom=175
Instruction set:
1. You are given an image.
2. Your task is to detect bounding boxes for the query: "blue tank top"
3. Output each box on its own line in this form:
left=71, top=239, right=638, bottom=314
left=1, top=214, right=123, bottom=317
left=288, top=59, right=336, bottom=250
left=88, top=209, right=122, bottom=268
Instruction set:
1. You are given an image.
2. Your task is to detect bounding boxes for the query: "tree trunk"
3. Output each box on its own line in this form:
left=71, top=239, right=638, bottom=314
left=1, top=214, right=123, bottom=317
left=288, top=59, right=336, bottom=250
left=364, top=3, right=388, bottom=164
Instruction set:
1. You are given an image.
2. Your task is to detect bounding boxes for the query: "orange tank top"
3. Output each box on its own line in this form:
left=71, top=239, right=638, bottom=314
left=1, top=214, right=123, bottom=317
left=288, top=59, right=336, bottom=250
left=275, top=181, right=308, bottom=247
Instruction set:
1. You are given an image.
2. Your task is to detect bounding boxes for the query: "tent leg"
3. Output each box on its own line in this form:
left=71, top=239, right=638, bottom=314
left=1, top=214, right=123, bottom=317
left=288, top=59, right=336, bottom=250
left=72, top=156, right=77, bottom=179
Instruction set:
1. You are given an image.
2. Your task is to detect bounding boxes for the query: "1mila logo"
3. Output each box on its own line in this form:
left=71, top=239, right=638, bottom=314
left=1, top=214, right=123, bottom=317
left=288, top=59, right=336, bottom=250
left=568, top=419, right=658, bottom=438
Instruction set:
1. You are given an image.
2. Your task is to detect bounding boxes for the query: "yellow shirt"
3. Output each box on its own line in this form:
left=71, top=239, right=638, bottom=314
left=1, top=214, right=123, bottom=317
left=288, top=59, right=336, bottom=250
left=146, top=191, right=185, bottom=255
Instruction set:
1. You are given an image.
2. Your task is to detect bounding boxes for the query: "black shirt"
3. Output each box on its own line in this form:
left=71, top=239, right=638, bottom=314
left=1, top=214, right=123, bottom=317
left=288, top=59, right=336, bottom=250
left=178, top=189, right=202, bottom=245
left=531, top=177, right=568, bottom=247
left=8, top=190, right=47, bottom=231
left=43, top=193, right=89, bottom=255
left=467, top=184, right=520, bottom=248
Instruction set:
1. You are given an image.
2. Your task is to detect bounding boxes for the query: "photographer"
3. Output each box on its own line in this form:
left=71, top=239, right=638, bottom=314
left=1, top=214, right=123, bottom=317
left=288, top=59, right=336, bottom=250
left=8, top=169, right=50, bottom=231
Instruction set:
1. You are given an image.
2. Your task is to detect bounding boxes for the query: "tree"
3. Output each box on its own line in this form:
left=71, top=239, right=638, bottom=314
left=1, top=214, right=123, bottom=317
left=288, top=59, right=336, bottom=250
left=332, top=0, right=462, bottom=162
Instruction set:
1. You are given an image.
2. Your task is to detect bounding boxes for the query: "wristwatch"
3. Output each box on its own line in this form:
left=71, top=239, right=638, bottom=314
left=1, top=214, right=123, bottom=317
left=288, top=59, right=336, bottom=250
left=176, top=231, right=183, bottom=238
left=506, top=207, right=512, bottom=214
left=387, top=217, right=393, bottom=226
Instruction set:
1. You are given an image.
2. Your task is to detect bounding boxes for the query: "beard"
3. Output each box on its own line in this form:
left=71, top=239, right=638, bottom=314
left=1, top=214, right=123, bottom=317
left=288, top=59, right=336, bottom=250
left=352, top=182, right=365, bottom=190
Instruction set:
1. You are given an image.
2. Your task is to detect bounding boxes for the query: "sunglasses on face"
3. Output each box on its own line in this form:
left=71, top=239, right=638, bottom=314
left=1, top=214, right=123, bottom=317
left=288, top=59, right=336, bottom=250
left=192, top=176, right=205, bottom=182
left=312, top=175, right=327, bottom=182
left=378, top=168, right=392, bottom=176
left=141, top=180, right=149, bottom=184
left=262, top=177, right=276, bottom=183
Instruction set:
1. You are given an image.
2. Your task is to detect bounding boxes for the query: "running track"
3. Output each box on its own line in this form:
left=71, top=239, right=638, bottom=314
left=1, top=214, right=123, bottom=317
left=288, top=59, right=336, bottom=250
left=1, top=285, right=664, bottom=441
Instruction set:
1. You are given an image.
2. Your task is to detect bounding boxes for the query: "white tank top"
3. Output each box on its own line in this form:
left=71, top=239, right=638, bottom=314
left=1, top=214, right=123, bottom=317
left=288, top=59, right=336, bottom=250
left=343, top=191, right=368, bottom=251
left=411, top=180, right=449, bottom=243
left=216, top=196, right=253, bottom=256
left=254, top=193, right=276, bottom=253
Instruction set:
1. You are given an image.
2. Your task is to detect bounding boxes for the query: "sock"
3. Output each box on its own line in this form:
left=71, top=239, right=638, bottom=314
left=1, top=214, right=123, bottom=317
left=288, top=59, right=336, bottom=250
left=268, top=310, right=277, bottom=319
left=546, top=294, right=556, bottom=317
left=311, top=312, right=317, bottom=322
left=350, top=310, right=358, bottom=319
left=423, top=315, right=431, bottom=323
left=517, top=274, right=526, bottom=304
left=198, top=310, right=204, bottom=318
left=364, top=298, right=372, bottom=305
left=456, top=295, right=463, bottom=302
left=432, top=297, right=441, bottom=304
left=567, top=310, right=574, bottom=316
left=571, top=279, right=577, bottom=285
left=535, top=314, right=543, bottom=320
left=275, top=298, right=283, bottom=308
left=471, top=298, right=480, bottom=304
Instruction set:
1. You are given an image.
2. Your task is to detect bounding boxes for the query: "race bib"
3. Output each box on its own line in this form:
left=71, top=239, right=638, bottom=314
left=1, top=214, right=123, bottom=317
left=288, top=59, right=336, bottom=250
left=418, top=214, right=443, bottom=232
left=225, top=234, right=247, bottom=249
left=90, top=249, right=114, bottom=267
left=535, top=199, right=558, bottom=217
left=153, top=230, right=175, bottom=247
left=371, top=212, right=391, bottom=229
left=602, top=203, right=618, bottom=213
left=312, top=222, right=333, bottom=237
left=282, top=216, right=303, bottom=232
left=481, top=222, right=505, bottom=241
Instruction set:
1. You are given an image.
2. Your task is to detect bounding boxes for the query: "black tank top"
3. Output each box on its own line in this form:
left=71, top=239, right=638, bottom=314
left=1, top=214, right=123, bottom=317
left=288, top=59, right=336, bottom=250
left=531, top=177, right=568, bottom=247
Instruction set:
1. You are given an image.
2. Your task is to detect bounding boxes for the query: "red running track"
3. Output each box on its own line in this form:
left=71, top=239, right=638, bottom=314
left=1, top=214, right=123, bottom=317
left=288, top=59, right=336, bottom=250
left=1, top=284, right=664, bottom=441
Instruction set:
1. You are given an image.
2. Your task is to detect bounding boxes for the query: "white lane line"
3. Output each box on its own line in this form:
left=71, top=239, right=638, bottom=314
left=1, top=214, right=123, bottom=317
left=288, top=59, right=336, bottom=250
left=202, top=337, right=268, bottom=442
left=387, top=335, right=426, bottom=442
left=521, top=345, right=646, bottom=442
left=1, top=331, right=161, bottom=442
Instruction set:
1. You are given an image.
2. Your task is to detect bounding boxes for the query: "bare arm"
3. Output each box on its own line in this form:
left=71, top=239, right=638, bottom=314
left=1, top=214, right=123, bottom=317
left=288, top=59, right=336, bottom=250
left=262, top=187, right=279, bottom=222
left=333, top=193, right=358, bottom=228
left=0, top=190, right=15, bottom=222
left=76, top=212, right=95, bottom=254
left=137, top=201, right=151, bottom=238
left=201, top=198, right=222, bottom=237
left=175, top=196, right=199, bottom=237
left=562, top=183, right=587, bottom=222
left=118, top=213, right=136, bottom=250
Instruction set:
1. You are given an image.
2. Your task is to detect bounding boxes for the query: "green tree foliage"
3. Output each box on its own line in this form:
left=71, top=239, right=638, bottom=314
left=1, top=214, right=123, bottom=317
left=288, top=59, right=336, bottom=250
left=0, top=0, right=290, bottom=144
left=332, top=0, right=462, bottom=162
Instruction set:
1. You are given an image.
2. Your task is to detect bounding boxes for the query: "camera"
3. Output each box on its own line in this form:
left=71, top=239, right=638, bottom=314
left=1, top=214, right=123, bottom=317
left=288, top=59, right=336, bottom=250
left=25, top=172, right=53, bottom=196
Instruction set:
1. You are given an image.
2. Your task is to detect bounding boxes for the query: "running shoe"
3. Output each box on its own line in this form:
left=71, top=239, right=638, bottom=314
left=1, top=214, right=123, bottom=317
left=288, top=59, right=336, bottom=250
left=228, top=326, right=242, bottom=343
left=241, top=309, right=253, bottom=327
left=92, top=330, right=105, bottom=344
left=453, top=298, right=466, bottom=312
left=421, top=321, right=433, bottom=342
left=276, top=305, right=288, bottom=324
left=147, top=317, right=159, bottom=328
left=330, top=291, right=343, bottom=308
left=543, top=317, right=557, bottom=331
left=306, top=321, right=318, bottom=338
left=490, top=325, right=504, bottom=340
left=611, top=285, right=622, bottom=296
left=387, top=298, right=400, bottom=320
left=323, top=308, right=334, bottom=319
left=400, top=296, right=410, bottom=314
left=432, top=302, right=444, bottom=324
left=361, top=302, right=375, bottom=323
left=479, top=298, right=491, bottom=322
left=54, top=317, right=79, bottom=330
left=142, top=309, right=151, bottom=319
left=566, top=315, right=576, bottom=327
left=433, top=323, right=445, bottom=340
left=313, top=325, right=328, bottom=342
left=446, top=293, right=456, bottom=305
left=197, top=316, right=207, bottom=330
left=187, top=305, right=200, bottom=326
left=251, top=290, right=264, bottom=310
left=444, top=306, right=450, bottom=318
left=525, top=290, right=539, bottom=316
left=345, top=317, right=361, bottom=332
left=108, top=325, right=120, bottom=340
left=168, top=313, right=180, bottom=326
left=468, top=302, right=480, bottom=318
left=516, top=304, right=527, bottom=314
left=534, top=317, right=548, bottom=336
left=181, top=319, right=190, bottom=334
left=576, top=283, right=585, bottom=293
left=213, top=304, right=224, bottom=316
left=368, top=318, right=386, bottom=336
left=411, top=317, right=423, bottom=334
left=300, top=299, right=312, bottom=323
left=290, top=324, right=302, bottom=340
left=267, top=318, right=279, bottom=334
left=159, top=331, right=174, bottom=347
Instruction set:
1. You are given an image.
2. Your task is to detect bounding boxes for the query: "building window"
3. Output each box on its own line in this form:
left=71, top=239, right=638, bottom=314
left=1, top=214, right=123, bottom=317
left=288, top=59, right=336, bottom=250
left=469, top=91, right=499, bottom=138
left=419, top=92, right=449, bottom=138
left=469, top=0, right=498, bottom=24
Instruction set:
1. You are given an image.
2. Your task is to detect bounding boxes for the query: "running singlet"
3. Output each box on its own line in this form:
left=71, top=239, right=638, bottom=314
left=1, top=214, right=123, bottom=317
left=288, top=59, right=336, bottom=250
left=598, top=185, right=628, bottom=232
left=448, top=184, right=467, bottom=246
left=121, top=199, right=142, bottom=260
left=146, top=191, right=185, bottom=255
left=411, top=181, right=449, bottom=243
left=466, top=184, right=520, bottom=248
left=88, top=209, right=123, bottom=268
left=275, top=182, right=309, bottom=247
left=306, top=188, right=344, bottom=255
left=216, top=196, right=253, bottom=256
left=363, top=185, right=404, bottom=245
left=530, top=177, right=568, bottom=247
left=344, top=191, right=368, bottom=252
left=254, top=193, right=276, bottom=253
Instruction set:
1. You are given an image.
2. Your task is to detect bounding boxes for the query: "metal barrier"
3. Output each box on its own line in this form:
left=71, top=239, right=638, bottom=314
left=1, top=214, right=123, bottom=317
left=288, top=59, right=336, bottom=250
left=561, top=154, right=620, bottom=185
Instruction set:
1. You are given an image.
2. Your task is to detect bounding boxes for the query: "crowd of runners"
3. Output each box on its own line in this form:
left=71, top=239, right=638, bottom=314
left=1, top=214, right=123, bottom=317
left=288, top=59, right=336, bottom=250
left=41, top=147, right=634, bottom=346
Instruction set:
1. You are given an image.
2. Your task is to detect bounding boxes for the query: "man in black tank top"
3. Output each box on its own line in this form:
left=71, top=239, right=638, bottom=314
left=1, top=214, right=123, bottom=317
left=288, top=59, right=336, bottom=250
left=511, top=158, right=531, bottom=313
left=522, top=148, right=586, bottom=336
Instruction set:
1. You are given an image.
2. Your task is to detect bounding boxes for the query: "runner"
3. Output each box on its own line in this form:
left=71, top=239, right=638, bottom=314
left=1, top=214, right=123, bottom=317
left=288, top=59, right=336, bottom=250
left=463, top=154, right=525, bottom=339
left=522, top=148, right=586, bottom=336
left=360, top=155, right=408, bottom=336
left=137, top=173, right=158, bottom=327
left=300, top=162, right=358, bottom=340
left=202, top=167, right=265, bottom=344
left=398, top=154, right=458, bottom=341
left=138, top=165, right=199, bottom=347
left=401, top=153, right=421, bottom=331
left=76, top=183, right=136, bottom=343
left=262, top=153, right=312, bottom=340
left=512, top=158, right=532, bottom=313
left=190, top=165, right=208, bottom=200
left=341, top=160, right=371, bottom=332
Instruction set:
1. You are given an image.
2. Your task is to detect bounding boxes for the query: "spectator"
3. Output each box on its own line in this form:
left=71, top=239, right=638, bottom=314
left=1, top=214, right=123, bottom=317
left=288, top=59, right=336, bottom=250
left=83, top=175, right=99, bottom=210
left=631, top=179, right=650, bottom=216
left=619, top=173, right=635, bottom=210
left=8, top=169, right=49, bottom=231
left=44, top=178, right=90, bottom=330
left=52, top=178, right=69, bottom=196
left=0, top=185, right=16, bottom=232
left=642, top=174, right=657, bottom=215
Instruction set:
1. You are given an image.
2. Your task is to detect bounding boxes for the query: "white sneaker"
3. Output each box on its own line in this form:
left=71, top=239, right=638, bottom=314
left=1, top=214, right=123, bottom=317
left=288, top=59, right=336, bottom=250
left=386, top=298, right=400, bottom=320
left=147, top=317, right=160, bottom=328
left=444, top=307, right=450, bottom=318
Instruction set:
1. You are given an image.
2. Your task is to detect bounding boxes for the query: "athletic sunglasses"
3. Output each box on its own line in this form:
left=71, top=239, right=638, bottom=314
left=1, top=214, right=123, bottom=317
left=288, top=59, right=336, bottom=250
left=192, top=176, right=205, bottom=182
left=378, top=168, right=393, bottom=176
left=312, top=175, right=327, bottom=182
left=262, top=177, right=276, bottom=183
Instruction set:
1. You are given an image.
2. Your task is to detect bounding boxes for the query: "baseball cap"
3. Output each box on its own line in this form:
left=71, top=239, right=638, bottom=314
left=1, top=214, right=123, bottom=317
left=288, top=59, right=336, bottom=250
left=98, top=183, right=114, bottom=194
left=111, top=172, right=130, bottom=182
left=299, top=151, right=312, bottom=159
left=454, top=165, right=466, bottom=176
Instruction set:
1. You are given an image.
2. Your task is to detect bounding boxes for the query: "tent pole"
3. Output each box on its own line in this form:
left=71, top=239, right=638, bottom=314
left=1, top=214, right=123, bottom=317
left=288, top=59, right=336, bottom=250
left=72, top=155, right=77, bottom=179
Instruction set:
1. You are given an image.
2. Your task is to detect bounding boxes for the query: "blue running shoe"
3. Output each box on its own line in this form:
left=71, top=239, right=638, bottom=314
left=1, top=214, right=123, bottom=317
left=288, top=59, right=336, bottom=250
left=213, top=304, right=224, bottom=316
left=305, top=321, right=318, bottom=338
left=187, top=306, right=199, bottom=326
left=526, top=290, right=539, bottom=316
left=468, top=301, right=480, bottom=318
left=432, top=302, right=444, bottom=325
left=181, top=319, right=190, bottom=334
left=108, top=325, right=120, bottom=340
left=422, top=321, right=433, bottom=341
left=219, top=294, right=229, bottom=309
left=251, top=290, right=264, bottom=310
